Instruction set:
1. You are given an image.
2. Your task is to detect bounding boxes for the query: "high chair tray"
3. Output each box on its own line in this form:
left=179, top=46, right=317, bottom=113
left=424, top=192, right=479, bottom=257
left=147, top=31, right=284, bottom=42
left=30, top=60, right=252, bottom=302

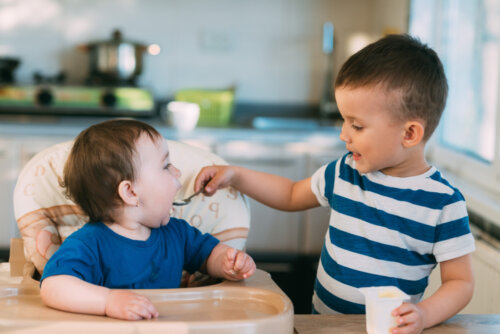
left=0, top=269, right=293, bottom=334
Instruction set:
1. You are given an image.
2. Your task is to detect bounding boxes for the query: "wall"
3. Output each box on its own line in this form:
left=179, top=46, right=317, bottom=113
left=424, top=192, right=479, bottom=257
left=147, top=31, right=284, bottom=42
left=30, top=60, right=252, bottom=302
left=0, top=0, right=408, bottom=103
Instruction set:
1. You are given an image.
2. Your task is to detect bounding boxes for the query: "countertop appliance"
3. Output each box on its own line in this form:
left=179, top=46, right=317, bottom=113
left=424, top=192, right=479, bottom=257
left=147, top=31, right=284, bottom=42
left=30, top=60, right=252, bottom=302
left=0, top=30, right=157, bottom=117
left=0, top=85, right=155, bottom=117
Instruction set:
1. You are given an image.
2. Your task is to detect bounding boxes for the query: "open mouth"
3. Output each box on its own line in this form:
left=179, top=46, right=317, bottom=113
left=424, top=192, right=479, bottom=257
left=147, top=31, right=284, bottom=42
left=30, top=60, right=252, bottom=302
left=351, top=152, right=361, bottom=161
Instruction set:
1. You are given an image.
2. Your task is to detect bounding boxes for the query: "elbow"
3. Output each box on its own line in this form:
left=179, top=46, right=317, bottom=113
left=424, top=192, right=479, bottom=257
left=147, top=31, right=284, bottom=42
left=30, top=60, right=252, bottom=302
left=39, top=277, right=60, bottom=309
left=39, top=280, right=51, bottom=307
left=465, top=275, right=475, bottom=304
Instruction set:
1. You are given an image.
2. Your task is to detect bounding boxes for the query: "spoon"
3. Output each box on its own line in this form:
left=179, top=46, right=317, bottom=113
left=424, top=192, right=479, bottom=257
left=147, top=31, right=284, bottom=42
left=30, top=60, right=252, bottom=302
left=173, top=188, right=204, bottom=206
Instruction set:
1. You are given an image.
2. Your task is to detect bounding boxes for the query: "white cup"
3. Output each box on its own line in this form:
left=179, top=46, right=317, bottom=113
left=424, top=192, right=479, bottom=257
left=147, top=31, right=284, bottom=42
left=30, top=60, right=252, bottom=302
left=165, top=101, right=200, bottom=131
left=359, top=286, right=410, bottom=334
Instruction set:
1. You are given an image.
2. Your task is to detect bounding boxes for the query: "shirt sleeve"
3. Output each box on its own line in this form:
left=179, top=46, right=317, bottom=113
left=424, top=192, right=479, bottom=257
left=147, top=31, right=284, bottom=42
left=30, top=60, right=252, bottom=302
left=40, top=236, right=102, bottom=285
left=180, top=221, right=220, bottom=274
left=433, top=194, right=476, bottom=262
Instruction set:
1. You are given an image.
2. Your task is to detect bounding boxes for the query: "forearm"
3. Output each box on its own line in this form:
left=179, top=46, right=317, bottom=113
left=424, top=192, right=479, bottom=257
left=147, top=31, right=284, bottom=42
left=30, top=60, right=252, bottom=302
left=418, top=278, right=474, bottom=328
left=205, top=244, right=229, bottom=278
left=230, top=166, right=316, bottom=211
left=40, top=275, right=110, bottom=315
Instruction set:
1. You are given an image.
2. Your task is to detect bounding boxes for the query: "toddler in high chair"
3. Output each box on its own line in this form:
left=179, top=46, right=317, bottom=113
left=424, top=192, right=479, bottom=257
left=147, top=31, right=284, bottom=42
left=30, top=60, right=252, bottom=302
left=194, top=34, right=475, bottom=334
left=40, top=119, right=256, bottom=320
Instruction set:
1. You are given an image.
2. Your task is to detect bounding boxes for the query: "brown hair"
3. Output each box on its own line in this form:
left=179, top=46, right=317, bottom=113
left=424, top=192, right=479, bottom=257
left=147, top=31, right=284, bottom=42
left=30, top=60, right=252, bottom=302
left=63, top=119, right=162, bottom=223
left=335, top=34, right=448, bottom=141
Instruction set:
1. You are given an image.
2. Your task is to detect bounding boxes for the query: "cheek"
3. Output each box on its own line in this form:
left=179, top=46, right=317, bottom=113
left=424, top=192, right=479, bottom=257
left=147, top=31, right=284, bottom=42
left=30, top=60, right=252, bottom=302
left=164, top=176, right=181, bottom=196
left=173, top=176, right=182, bottom=190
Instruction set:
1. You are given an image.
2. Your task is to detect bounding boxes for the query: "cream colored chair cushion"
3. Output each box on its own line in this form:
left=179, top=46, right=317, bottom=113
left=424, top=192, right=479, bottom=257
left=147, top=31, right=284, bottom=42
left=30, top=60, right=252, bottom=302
left=13, top=140, right=249, bottom=275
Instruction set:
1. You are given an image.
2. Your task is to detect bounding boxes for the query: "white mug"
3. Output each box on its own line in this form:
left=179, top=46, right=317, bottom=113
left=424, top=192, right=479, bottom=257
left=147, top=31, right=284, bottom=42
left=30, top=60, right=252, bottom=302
left=165, top=101, right=200, bottom=131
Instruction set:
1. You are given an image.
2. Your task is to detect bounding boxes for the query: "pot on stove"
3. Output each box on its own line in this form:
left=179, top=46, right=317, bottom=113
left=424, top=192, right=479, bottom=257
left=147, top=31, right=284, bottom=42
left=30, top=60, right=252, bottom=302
left=0, top=57, right=21, bottom=84
left=78, top=29, right=159, bottom=85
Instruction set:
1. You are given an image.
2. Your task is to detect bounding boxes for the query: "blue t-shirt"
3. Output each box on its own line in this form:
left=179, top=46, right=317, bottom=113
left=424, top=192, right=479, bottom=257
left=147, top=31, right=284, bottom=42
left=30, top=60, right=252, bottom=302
left=41, top=218, right=219, bottom=289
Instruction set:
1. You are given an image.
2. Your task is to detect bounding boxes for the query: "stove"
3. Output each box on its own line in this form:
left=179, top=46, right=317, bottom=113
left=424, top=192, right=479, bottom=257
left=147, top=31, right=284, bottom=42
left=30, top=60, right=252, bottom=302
left=0, top=85, right=155, bottom=117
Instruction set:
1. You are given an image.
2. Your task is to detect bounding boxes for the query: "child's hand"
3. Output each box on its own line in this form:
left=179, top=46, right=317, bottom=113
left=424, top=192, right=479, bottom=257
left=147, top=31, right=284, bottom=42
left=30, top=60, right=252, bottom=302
left=105, top=290, right=159, bottom=320
left=194, top=165, right=234, bottom=196
left=390, top=302, right=425, bottom=334
left=221, top=247, right=256, bottom=281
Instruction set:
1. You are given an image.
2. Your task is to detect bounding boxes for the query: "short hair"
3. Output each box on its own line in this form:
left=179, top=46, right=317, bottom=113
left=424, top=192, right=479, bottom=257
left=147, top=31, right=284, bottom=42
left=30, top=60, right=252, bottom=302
left=335, top=34, right=448, bottom=141
left=63, top=119, right=162, bottom=223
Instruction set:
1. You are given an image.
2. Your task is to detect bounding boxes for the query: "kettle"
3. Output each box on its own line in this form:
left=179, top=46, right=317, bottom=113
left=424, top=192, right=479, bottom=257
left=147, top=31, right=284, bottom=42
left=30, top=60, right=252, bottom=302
left=78, top=29, right=160, bottom=85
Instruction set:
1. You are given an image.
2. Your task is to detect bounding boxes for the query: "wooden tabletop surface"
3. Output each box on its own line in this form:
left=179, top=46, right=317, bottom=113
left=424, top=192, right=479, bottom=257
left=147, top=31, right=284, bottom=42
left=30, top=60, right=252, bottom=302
left=294, top=314, right=500, bottom=334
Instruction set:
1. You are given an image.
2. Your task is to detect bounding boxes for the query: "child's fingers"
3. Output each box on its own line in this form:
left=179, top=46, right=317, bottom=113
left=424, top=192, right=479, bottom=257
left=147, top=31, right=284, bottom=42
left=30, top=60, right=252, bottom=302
left=204, top=171, right=228, bottom=195
left=130, top=305, right=157, bottom=320
left=232, top=251, right=247, bottom=271
left=391, top=302, right=414, bottom=317
left=194, top=167, right=214, bottom=192
left=225, top=247, right=238, bottom=273
left=232, top=251, right=256, bottom=278
left=241, top=260, right=256, bottom=279
left=133, top=296, right=159, bottom=319
left=390, top=303, right=424, bottom=334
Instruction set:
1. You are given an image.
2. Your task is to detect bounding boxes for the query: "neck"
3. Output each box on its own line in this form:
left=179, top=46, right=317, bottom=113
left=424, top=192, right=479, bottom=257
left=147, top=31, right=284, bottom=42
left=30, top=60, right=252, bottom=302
left=105, top=218, right=151, bottom=241
left=381, top=145, right=430, bottom=177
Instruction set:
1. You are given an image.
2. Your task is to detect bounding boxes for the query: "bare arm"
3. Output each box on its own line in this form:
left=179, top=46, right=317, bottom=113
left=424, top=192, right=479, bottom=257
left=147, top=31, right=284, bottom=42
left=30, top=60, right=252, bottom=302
left=195, top=165, right=320, bottom=211
left=40, top=275, right=158, bottom=320
left=419, top=254, right=474, bottom=326
left=391, top=254, right=474, bottom=334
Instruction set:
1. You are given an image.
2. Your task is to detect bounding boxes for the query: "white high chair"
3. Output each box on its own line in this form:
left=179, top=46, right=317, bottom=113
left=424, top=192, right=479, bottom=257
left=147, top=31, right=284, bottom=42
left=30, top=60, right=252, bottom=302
left=12, top=139, right=250, bottom=279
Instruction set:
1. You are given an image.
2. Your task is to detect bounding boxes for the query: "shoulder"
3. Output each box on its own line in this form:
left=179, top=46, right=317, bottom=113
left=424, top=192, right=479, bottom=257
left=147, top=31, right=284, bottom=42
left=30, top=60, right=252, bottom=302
left=427, top=169, right=465, bottom=199
left=58, top=222, right=108, bottom=252
left=412, top=168, right=466, bottom=213
left=66, top=222, right=105, bottom=240
left=159, top=218, right=196, bottom=237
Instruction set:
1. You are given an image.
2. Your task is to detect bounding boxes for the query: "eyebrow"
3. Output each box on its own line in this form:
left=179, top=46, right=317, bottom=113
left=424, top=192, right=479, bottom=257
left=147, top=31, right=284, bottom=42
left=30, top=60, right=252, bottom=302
left=345, top=116, right=358, bottom=121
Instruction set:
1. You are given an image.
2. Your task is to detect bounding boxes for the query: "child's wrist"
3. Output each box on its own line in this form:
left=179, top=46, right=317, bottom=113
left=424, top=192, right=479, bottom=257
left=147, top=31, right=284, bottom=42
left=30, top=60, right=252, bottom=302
left=103, top=288, right=113, bottom=316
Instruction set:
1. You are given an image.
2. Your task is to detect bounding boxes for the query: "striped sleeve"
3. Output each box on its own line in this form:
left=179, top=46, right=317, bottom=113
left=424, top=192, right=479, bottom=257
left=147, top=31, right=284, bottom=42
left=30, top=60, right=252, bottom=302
left=433, top=189, right=475, bottom=262
left=311, top=157, right=342, bottom=208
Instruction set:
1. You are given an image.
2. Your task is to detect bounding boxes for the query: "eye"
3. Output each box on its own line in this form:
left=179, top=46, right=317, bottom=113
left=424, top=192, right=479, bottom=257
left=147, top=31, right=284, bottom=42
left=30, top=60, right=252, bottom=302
left=164, top=163, right=173, bottom=170
left=352, top=124, right=363, bottom=131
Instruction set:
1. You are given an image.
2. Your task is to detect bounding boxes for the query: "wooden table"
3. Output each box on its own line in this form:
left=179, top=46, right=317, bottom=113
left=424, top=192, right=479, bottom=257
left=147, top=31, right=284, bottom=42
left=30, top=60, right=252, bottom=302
left=294, top=314, right=500, bottom=333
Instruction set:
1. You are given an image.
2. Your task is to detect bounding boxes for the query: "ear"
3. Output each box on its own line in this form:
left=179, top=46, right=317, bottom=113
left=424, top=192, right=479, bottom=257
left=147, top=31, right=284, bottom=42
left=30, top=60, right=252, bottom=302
left=117, top=180, right=138, bottom=206
left=402, top=120, right=425, bottom=148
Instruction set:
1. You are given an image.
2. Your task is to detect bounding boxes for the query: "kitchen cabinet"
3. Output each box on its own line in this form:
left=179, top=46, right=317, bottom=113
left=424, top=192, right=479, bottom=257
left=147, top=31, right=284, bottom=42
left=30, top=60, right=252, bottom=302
left=301, top=149, right=346, bottom=254
left=0, top=139, right=19, bottom=248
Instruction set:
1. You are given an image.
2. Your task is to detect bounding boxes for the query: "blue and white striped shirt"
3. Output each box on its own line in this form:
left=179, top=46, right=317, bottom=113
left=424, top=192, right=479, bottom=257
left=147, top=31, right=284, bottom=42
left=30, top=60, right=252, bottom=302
left=310, top=154, right=475, bottom=314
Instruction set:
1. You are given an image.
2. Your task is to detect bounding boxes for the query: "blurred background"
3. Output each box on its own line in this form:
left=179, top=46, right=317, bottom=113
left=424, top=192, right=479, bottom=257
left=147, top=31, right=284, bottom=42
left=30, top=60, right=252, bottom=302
left=0, top=0, right=407, bottom=105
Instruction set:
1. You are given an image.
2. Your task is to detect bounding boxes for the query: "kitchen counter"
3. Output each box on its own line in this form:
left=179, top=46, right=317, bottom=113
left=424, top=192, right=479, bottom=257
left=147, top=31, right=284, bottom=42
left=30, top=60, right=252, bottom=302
left=293, top=314, right=500, bottom=334
left=0, top=114, right=342, bottom=145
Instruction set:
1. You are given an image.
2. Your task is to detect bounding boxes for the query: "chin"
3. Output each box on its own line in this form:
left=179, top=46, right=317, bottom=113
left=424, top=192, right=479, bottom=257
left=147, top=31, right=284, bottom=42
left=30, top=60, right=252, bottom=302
left=355, top=164, right=375, bottom=175
left=161, top=216, right=171, bottom=226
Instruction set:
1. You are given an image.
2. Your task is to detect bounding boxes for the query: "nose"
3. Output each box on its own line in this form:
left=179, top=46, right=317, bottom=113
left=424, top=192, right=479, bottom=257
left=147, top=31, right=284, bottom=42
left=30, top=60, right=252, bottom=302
left=339, top=122, right=350, bottom=143
left=172, top=165, right=182, bottom=179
